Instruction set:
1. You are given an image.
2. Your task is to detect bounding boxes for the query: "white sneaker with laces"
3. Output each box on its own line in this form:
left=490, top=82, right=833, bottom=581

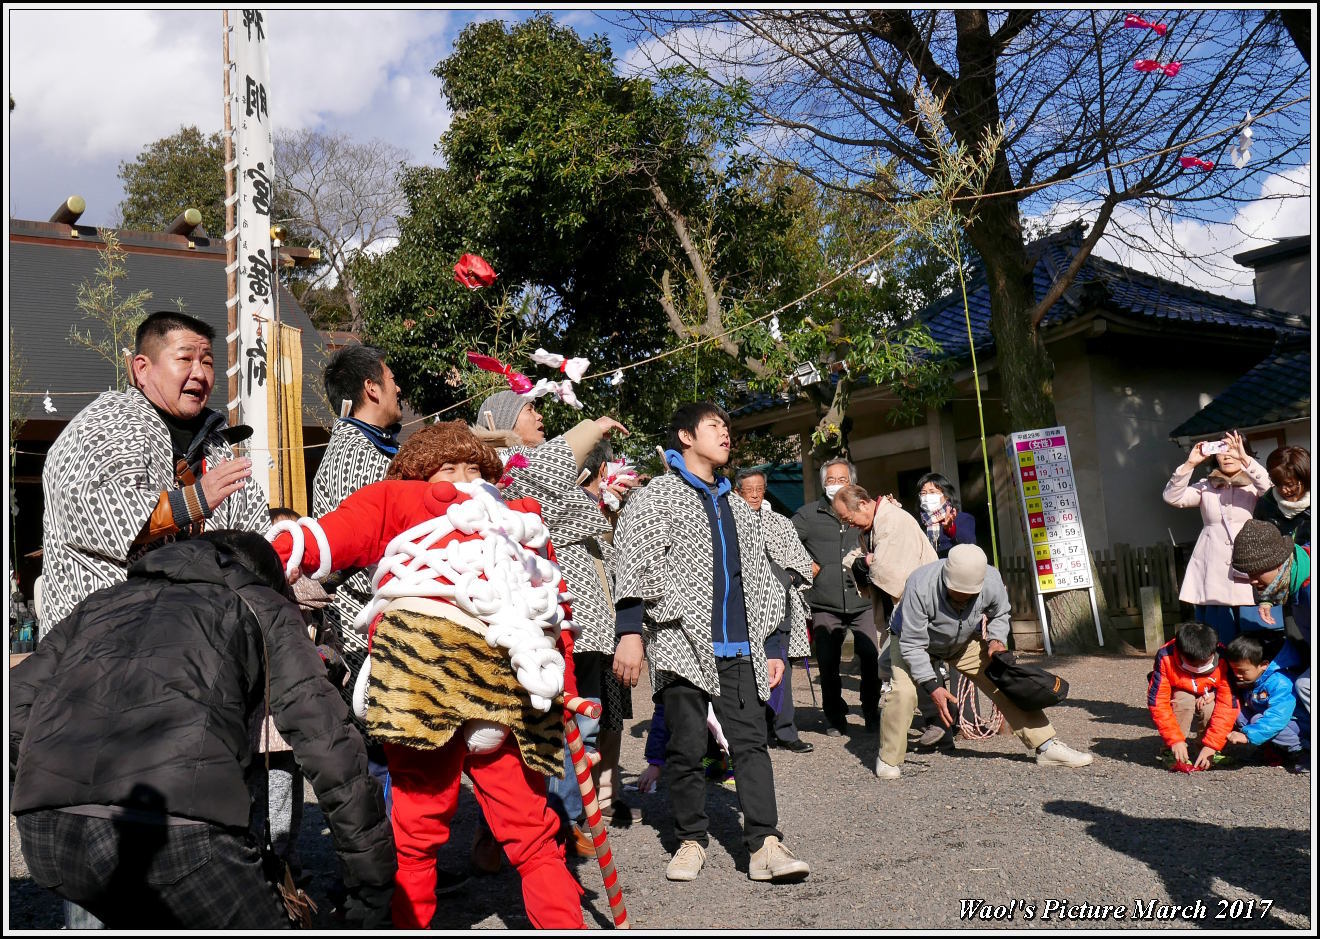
left=1036, top=740, right=1094, bottom=767
left=748, top=835, right=810, bottom=882
left=875, top=757, right=901, bottom=779
left=665, top=840, right=706, bottom=881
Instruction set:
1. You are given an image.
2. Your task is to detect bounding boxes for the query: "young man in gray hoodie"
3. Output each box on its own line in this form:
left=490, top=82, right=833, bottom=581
left=876, top=544, right=1094, bottom=778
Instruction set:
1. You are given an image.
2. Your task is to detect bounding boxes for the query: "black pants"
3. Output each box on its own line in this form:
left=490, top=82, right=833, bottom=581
left=661, top=658, right=780, bottom=853
left=766, top=658, right=801, bottom=742
left=813, top=611, right=881, bottom=726
left=17, top=810, right=290, bottom=929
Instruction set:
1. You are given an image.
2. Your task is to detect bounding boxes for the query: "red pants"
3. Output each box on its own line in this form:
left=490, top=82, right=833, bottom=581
left=384, top=737, right=584, bottom=929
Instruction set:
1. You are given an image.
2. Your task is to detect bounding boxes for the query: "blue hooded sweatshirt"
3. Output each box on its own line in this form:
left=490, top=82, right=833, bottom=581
left=1238, top=659, right=1297, bottom=746
left=615, top=450, right=785, bottom=661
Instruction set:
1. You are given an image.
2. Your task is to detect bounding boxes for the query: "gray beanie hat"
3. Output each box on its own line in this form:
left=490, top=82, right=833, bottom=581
left=477, top=390, right=531, bottom=433
left=943, top=543, right=988, bottom=594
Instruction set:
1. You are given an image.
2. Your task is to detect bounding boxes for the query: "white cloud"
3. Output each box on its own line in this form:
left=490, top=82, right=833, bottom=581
left=10, top=10, right=217, bottom=158
left=7, top=9, right=462, bottom=226
left=1029, top=164, right=1312, bottom=303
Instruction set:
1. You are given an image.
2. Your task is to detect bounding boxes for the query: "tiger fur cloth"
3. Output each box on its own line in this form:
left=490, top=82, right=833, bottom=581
left=366, top=599, right=564, bottom=777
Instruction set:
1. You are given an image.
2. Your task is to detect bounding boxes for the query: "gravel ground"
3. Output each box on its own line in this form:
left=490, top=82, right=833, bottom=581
left=8, top=651, right=1312, bottom=930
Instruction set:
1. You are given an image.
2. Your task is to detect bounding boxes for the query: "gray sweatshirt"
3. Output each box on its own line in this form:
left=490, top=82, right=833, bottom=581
left=896, top=559, right=1012, bottom=689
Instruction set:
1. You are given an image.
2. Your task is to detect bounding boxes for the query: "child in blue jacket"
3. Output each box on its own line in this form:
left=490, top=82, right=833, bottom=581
left=1224, top=632, right=1308, bottom=774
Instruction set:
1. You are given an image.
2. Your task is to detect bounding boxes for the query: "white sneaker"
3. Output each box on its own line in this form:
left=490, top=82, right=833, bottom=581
left=665, top=840, right=706, bottom=881
left=1036, top=740, right=1094, bottom=768
left=748, top=835, right=810, bottom=882
left=875, top=757, right=901, bottom=779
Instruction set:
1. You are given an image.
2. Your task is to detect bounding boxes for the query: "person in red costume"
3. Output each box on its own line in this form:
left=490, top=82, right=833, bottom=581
left=269, top=421, right=585, bottom=929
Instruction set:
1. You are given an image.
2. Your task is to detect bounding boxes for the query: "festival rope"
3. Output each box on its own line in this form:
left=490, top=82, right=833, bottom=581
left=18, top=96, right=1307, bottom=446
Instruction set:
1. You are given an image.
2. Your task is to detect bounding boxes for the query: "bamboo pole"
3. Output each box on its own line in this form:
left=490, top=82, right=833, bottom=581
left=222, top=11, right=239, bottom=430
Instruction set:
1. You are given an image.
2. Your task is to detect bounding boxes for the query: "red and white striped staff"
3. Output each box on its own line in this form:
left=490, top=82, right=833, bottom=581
left=564, top=696, right=629, bottom=929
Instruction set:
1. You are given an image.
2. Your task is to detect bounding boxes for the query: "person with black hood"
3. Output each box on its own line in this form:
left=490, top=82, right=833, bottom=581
left=10, top=531, right=396, bottom=928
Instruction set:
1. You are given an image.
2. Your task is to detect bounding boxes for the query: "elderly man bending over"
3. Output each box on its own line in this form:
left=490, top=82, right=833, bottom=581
left=875, top=544, right=1095, bottom=779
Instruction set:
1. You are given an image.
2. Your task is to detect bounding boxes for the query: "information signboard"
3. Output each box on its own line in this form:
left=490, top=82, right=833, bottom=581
left=1007, top=425, right=1103, bottom=652
left=1009, top=426, right=1093, bottom=592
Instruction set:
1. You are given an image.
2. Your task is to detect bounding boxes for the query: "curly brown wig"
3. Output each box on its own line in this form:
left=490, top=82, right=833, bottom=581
left=386, top=420, right=504, bottom=483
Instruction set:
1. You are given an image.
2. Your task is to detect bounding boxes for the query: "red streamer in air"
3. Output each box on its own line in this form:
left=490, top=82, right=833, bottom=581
left=1124, top=13, right=1168, bottom=36
left=454, top=253, right=497, bottom=289
left=1178, top=156, right=1215, bottom=171
left=466, top=351, right=533, bottom=394
left=1133, top=59, right=1181, bottom=77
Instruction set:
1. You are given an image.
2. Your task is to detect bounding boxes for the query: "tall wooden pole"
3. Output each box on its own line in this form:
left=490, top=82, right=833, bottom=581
left=222, top=10, right=239, bottom=430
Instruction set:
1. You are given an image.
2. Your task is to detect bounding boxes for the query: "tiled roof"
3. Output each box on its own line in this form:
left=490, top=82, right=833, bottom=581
left=9, top=223, right=326, bottom=423
left=1169, top=337, right=1311, bottom=439
left=734, top=224, right=1304, bottom=418
left=920, top=222, right=1305, bottom=360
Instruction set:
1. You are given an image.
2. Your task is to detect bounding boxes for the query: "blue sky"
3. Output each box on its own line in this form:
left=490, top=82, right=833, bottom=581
left=5, top=8, right=1311, bottom=301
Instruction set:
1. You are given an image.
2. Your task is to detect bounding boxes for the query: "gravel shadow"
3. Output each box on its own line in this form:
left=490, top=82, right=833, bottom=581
left=1044, top=800, right=1310, bottom=925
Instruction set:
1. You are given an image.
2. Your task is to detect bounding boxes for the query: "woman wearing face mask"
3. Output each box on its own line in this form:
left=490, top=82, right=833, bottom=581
left=1164, top=430, right=1271, bottom=644
left=914, top=473, right=978, bottom=559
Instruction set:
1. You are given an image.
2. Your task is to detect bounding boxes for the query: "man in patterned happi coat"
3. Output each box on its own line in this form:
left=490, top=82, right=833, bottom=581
left=313, top=344, right=403, bottom=673
left=611, top=401, right=812, bottom=885
left=311, top=343, right=404, bottom=825
left=734, top=468, right=816, bottom=753
left=41, top=311, right=269, bottom=637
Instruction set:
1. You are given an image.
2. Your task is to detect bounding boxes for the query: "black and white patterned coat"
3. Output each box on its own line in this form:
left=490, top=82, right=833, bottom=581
left=40, top=389, right=270, bottom=635
left=312, top=420, right=394, bottom=655
left=746, top=500, right=815, bottom=659
left=497, top=435, right=617, bottom=651
left=613, top=473, right=785, bottom=701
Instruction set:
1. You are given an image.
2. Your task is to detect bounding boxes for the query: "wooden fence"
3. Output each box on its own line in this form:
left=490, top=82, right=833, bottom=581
left=1003, top=542, right=1189, bottom=640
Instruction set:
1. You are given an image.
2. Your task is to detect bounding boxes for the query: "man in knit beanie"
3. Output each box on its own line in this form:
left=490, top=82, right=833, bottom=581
left=1232, top=519, right=1310, bottom=729
left=1232, top=520, right=1296, bottom=583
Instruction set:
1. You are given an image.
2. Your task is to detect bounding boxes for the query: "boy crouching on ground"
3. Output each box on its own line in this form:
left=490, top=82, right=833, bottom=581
left=1147, top=621, right=1238, bottom=769
left=1224, top=632, right=1308, bottom=774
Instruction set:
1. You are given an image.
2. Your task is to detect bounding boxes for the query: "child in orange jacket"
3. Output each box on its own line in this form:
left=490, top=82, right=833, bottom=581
left=1147, top=621, right=1239, bottom=770
left=268, top=421, right=584, bottom=929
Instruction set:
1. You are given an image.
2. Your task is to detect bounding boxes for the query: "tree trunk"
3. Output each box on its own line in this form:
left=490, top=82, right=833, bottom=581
left=1045, top=560, right=1139, bottom=655
left=964, top=200, right=1121, bottom=653
left=809, top=373, right=853, bottom=464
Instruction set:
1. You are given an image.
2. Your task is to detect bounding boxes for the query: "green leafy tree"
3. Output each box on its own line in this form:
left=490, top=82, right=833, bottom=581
left=353, top=15, right=953, bottom=452
left=117, top=126, right=229, bottom=236
left=68, top=230, right=152, bottom=389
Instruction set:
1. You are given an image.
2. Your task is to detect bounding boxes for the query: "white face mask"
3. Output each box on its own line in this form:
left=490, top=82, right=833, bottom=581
left=824, top=484, right=845, bottom=500
left=920, top=493, right=945, bottom=513
left=1186, top=654, right=1218, bottom=675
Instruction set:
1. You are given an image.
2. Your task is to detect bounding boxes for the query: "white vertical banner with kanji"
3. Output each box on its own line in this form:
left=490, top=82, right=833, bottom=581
left=228, top=8, right=275, bottom=500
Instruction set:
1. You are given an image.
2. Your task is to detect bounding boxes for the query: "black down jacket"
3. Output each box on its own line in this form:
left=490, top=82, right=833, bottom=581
left=9, top=539, right=395, bottom=892
left=792, top=497, right=872, bottom=616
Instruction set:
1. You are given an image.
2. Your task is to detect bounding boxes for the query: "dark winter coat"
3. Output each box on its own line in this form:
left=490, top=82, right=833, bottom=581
left=792, top=497, right=871, bottom=616
left=9, top=539, right=395, bottom=892
left=1253, top=489, right=1311, bottom=548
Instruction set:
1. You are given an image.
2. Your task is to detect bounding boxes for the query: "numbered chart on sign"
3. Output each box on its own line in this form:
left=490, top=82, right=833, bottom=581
left=1008, top=426, right=1093, bottom=594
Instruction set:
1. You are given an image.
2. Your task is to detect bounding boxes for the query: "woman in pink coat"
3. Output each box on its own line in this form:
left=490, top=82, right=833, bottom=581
left=1164, top=430, right=1271, bottom=642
